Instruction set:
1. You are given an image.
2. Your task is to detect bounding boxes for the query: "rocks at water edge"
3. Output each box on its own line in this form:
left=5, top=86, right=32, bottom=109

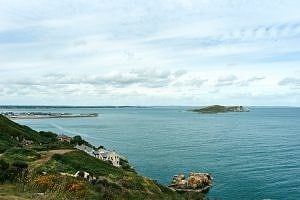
left=169, top=172, right=213, bottom=193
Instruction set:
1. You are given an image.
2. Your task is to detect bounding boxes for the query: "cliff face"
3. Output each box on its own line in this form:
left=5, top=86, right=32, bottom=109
left=0, top=115, right=197, bottom=200
left=191, top=105, right=249, bottom=114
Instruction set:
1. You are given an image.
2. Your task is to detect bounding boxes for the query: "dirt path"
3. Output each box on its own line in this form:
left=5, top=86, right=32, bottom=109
left=30, top=149, right=74, bottom=168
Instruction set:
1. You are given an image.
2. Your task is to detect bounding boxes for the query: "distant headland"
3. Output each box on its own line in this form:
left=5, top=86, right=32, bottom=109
left=191, top=105, right=250, bottom=114
left=1, top=112, right=98, bottom=119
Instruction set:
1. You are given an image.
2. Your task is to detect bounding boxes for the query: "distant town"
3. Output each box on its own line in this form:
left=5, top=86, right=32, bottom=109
left=1, top=112, right=98, bottom=119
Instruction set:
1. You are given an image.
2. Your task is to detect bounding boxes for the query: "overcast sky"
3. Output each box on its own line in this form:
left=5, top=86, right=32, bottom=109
left=0, top=0, right=299, bottom=106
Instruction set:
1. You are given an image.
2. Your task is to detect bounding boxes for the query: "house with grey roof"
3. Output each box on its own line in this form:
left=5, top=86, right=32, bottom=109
left=95, top=148, right=120, bottom=167
left=75, top=144, right=120, bottom=167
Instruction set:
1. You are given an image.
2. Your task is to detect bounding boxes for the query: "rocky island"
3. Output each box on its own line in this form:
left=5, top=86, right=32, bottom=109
left=191, top=105, right=250, bottom=114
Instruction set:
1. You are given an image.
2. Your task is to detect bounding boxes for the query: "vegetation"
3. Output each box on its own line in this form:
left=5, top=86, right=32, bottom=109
left=191, top=105, right=248, bottom=114
left=2, top=148, right=41, bottom=162
left=0, top=159, right=28, bottom=184
left=0, top=115, right=70, bottom=153
left=0, top=114, right=205, bottom=199
left=70, top=135, right=93, bottom=148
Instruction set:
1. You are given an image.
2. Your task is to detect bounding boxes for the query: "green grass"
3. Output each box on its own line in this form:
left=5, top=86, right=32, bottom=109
left=0, top=115, right=66, bottom=153
left=2, top=148, right=41, bottom=162
left=37, top=150, right=187, bottom=199
left=0, top=184, right=34, bottom=200
left=39, top=150, right=124, bottom=177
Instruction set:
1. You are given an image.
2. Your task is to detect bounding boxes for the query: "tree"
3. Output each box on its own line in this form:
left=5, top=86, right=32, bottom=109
left=71, top=135, right=84, bottom=145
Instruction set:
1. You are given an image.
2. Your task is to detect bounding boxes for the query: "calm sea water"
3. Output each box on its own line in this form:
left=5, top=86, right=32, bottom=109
left=2, top=107, right=300, bottom=200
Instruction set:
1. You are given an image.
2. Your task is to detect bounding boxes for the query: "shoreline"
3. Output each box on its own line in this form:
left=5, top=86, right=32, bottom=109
left=2, top=112, right=98, bottom=119
left=8, top=115, right=98, bottom=120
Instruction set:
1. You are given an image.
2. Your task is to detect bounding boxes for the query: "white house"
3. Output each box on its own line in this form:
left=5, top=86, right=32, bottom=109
left=75, top=144, right=120, bottom=167
left=94, top=148, right=120, bottom=167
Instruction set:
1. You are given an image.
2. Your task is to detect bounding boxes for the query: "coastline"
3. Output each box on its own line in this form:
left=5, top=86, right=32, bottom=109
left=2, top=112, right=98, bottom=119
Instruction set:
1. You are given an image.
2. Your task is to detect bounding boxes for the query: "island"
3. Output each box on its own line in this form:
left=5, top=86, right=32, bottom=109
left=191, top=105, right=250, bottom=114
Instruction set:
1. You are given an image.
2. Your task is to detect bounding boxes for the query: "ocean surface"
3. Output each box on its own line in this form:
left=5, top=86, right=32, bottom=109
left=1, top=107, right=300, bottom=200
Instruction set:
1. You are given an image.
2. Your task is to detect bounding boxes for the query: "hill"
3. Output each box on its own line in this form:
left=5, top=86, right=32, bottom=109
left=0, top=115, right=204, bottom=199
left=0, top=114, right=72, bottom=153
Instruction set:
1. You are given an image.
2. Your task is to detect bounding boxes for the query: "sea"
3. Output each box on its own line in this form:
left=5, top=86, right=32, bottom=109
left=1, top=106, right=299, bottom=200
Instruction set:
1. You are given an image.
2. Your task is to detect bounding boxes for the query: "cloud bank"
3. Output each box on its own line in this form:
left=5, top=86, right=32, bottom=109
left=0, top=0, right=299, bottom=106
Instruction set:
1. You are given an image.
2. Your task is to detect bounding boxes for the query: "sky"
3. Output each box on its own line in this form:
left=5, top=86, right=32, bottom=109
left=0, top=0, right=299, bottom=106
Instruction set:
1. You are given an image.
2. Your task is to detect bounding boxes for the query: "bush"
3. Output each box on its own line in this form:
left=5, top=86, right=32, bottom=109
left=32, top=174, right=90, bottom=199
left=0, top=160, right=29, bottom=183
left=12, top=160, right=28, bottom=169
left=0, top=159, right=9, bottom=183
left=120, top=158, right=136, bottom=173
left=39, top=131, right=58, bottom=143
left=70, top=136, right=85, bottom=145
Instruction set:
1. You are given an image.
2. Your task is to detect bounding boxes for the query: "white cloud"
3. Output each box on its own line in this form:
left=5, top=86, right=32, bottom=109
left=279, top=77, right=300, bottom=89
left=0, top=0, right=300, bottom=105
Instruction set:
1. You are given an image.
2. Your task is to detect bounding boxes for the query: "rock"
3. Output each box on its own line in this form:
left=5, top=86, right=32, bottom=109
left=169, top=172, right=212, bottom=193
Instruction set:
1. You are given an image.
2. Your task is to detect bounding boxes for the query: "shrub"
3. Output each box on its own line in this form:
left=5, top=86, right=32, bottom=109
left=70, top=136, right=85, bottom=145
left=32, top=174, right=89, bottom=199
left=0, top=159, right=9, bottom=183
left=12, top=160, right=28, bottom=169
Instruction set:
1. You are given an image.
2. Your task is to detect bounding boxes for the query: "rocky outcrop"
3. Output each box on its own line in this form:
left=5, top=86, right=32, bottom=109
left=169, top=172, right=213, bottom=193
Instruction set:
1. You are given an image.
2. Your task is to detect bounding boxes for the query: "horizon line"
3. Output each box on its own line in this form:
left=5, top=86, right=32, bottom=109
left=0, top=105, right=299, bottom=108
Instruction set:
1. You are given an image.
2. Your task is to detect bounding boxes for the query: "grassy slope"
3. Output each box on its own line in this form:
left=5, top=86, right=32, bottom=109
left=0, top=115, right=202, bottom=200
left=1, top=148, right=41, bottom=162
left=0, top=114, right=46, bottom=153
left=37, top=150, right=185, bottom=199
left=0, top=114, right=72, bottom=153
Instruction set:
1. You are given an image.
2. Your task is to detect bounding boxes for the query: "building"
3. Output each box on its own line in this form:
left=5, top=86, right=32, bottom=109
left=95, top=148, right=120, bottom=167
left=22, top=138, right=34, bottom=146
left=57, top=134, right=72, bottom=143
left=75, top=145, right=121, bottom=167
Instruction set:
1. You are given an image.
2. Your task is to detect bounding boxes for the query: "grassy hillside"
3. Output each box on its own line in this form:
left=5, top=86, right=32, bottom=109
left=0, top=114, right=205, bottom=199
left=35, top=150, right=188, bottom=200
left=0, top=114, right=72, bottom=153
left=2, top=148, right=41, bottom=162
